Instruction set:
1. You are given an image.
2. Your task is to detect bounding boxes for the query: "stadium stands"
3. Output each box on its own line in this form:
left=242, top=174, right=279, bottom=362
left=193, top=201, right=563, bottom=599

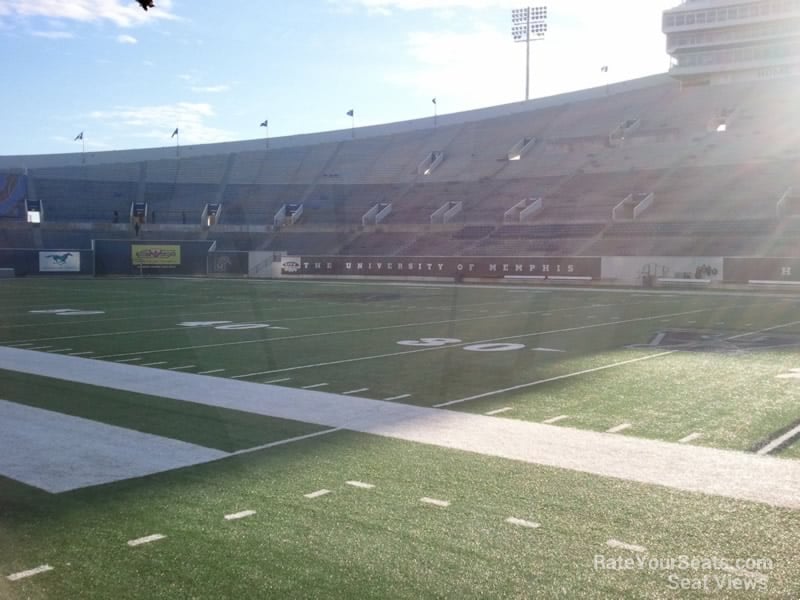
left=4, top=73, right=800, bottom=258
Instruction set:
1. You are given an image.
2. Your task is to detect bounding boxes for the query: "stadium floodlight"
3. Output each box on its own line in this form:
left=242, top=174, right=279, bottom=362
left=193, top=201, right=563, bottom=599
left=512, top=6, right=547, bottom=101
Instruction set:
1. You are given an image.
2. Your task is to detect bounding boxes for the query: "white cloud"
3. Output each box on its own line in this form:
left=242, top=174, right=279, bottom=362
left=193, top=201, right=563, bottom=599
left=31, top=30, right=74, bottom=39
left=0, top=0, right=177, bottom=27
left=190, top=84, right=231, bottom=93
left=88, top=101, right=235, bottom=145
left=117, top=34, right=137, bottom=44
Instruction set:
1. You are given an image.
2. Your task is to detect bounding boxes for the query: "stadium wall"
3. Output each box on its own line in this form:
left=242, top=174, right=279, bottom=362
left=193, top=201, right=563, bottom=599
left=0, top=250, right=93, bottom=277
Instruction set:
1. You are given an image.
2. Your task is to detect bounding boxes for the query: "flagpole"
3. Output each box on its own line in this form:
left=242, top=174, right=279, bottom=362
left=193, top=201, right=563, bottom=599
left=351, top=114, right=355, bottom=139
left=176, top=128, right=180, bottom=158
left=433, top=99, right=438, bottom=128
left=82, top=135, right=85, bottom=164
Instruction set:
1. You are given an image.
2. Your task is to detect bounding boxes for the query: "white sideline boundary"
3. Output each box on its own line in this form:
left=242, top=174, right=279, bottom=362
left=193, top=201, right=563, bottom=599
left=1, top=347, right=800, bottom=509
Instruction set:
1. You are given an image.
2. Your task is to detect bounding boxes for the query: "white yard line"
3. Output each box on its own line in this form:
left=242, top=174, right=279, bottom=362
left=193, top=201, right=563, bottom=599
left=302, top=383, right=329, bottom=390
left=678, top=433, right=703, bottom=444
left=264, top=377, right=291, bottom=384
left=384, top=394, right=411, bottom=401
left=757, top=423, right=800, bottom=456
left=141, top=361, right=167, bottom=367
left=69, top=351, right=94, bottom=356
left=116, top=357, right=142, bottom=363
left=47, top=348, right=72, bottom=353
left=227, top=428, right=341, bottom=458
left=232, top=309, right=707, bottom=380
left=198, top=369, right=226, bottom=375
left=6, top=565, right=53, bottom=581
left=168, top=365, right=196, bottom=371
left=342, top=388, right=369, bottom=395
left=434, top=352, right=676, bottom=408
left=486, top=407, right=513, bottom=416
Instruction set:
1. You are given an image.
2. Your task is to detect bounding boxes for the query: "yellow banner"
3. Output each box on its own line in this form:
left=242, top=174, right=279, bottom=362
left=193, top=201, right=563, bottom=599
left=131, top=245, right=181, bottom=266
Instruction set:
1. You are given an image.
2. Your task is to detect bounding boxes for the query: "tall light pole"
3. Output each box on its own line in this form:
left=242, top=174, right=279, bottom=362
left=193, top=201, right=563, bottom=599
left=512, top=6, right=547, bottom=101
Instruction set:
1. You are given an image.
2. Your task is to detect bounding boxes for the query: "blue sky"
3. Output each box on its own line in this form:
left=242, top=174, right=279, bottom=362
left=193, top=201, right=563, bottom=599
left=1, top=0, right=677, bottom=156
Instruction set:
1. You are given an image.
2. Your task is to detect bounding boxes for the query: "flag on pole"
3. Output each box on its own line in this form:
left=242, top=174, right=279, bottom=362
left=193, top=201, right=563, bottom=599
left=432, top=98, right=437, bottom=105
left=74, top=132, right=84, bottom=141
left=346, top=109, right=354, bottom=117
left=171, top=127, right=179, bottom=138
left=260, top=119, right=268, bottom=127
left=601, top=66, right=609, bottom=72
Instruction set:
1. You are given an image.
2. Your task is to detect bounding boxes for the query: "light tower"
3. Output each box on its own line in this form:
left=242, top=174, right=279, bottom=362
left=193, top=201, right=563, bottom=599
left=512, top=6, right=547, bottom=101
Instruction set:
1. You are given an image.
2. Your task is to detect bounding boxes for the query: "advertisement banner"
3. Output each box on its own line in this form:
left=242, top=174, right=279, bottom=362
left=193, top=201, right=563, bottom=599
left=207, top=252, right=248, bottom=275
left=132, top=245, right=181, bottom=266
left=39, top=251, right=80, bottom=272
left=723, top=258, right=800, bottom=283
left=282, top=256, right=601, bottom=279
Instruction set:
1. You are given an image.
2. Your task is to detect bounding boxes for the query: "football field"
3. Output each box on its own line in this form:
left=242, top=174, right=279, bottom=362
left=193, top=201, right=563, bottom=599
left=1, top=277, right=799, bottom=598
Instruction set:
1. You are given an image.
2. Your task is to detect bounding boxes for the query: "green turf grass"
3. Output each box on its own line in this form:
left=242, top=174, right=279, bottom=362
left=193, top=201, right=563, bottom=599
left=1, top=431, right=798, bottom=599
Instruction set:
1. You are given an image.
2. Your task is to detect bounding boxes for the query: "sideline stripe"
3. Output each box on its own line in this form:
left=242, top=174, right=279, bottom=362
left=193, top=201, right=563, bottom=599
left=127, top=534, right=165, bottom=547
left=607, top=423, right=632, bottom=434
left=757, top=423, right=800, bottom=456
left=543, top=415, right=569, bottom=424
left=224, top=510, right=256, bottom=521
left=606, top=539, right=647, bottom=553
left=505, top=517, right=540, bottom=529
left=420, top=497, right=450, bottom=507
left=384, top=394, right=411, bottom=401
left=302, top=383, right=329, bottom=390
left=679, top=432, right=702, bottom=444
left=434, top=352, right=676, bottom=408
left=486, top=407, right=513, bottom=416
left=343, top=388, right=369, bottom=395
left=7, top=565, right=53, bottom=581
left=304, top=489, right=331, bottom=499
left=346, top=481, right=375, bottom=489
left=232, top=308, right=708, bottom=380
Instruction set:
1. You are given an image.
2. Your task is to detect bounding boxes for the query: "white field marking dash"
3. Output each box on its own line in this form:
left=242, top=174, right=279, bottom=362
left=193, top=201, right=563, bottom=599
left=26, top=346, right=52, bottom=351
left=486, top=407, right=513, bottom=416
left=679, top=432, right=703, bottom=444
left=224, top=510, right=256, bottom=521
left=757, top=423, right=800, bottom=456
left=6, top=564, right=53, bottom=582
left=346, top=481, right=375, bottom=489
left=304, top=489, right=331, bottom=499
left=168, top=365, right=195, bottom=371
left=342, top=388, right=369, bottom=395
left=649, top=332, right=666, bottom=347
left=607, top=423, right=632, bottom=434
left=10, top=343, right=34, bottom=348
left=198, top=369, right=226, bottom=375
left=141, top=361, right=167, bottom=367
left=606, top=539, right=647, bottom=553
left=48, top=348, right=73, bottom=353
left=542, top=415, right=569, bottom=424
left=264, top=377, right=291, bottom=384
left=68, top=351, right=94, bottom=356
left=127, top=534, right=166, bottom=547
left=505, top=517, right=540, bottom=529
left=384, top=394, right=411, bottom=401
left=420, top=497, right=450, bottom=508
left=227, top=428, right=342, bottom=457
left=302, top=383, right=329, bottom=390
left=532, top=347, right=565, bottom=353
left=116, top=357, right=142, bottom=363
